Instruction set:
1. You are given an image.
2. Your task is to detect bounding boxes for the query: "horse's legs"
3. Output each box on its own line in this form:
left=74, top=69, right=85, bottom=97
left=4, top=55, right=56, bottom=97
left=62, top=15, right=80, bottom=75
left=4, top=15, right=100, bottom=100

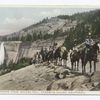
left=62, top=59, right=66, bottom=67
left=77, top=61, right=79, bottom=71
left=63, top=59, right=67, bottom=68
left=83, top=59, right=88, bottom=73
left=57, top=58, right=60, bottom=66
left=71, top=62, right=74, bottom=70
left=82, top=53, right=88, bottom=73
left=81, top=58, right=87, bottom=73
left=62, top=59, right=64, bottom=66
left=81, top=59, right=84, bottom=73
left=94, top=61, right=96, bottom=72
left=56, top=58, right=58, bottom=65
left=66, top=60, right=67, bottom=67
left=89, top=61, right=92, bottom=73
left=74, top=62, right=76, bottom=71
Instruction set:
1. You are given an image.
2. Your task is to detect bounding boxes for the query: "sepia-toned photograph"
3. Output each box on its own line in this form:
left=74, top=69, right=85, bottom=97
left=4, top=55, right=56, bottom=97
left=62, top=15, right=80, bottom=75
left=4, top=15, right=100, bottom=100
left=0, top=6, right=100, bottom=94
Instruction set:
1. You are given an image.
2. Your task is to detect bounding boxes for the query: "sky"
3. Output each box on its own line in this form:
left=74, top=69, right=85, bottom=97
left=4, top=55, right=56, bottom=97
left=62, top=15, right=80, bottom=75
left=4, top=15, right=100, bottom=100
left=0, top=7, right=98, bottom=36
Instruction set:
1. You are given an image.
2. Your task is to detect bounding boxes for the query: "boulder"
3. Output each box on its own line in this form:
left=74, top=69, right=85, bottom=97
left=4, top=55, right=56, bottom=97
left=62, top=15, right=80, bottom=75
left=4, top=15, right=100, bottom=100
left=70, top=76, right=90, bottom=90
left=91, top=71, right=100, bottom=82
left=91, top=83, right=100, bottom=91
left=48, top=63, right=57, bottom=69
left=54, top=67, right=71, bottom=79
left=47, top=75, right=90, bottom=91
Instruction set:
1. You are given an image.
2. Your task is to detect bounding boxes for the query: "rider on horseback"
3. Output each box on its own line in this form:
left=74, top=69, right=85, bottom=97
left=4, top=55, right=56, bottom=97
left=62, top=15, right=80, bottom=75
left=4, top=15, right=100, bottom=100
left=71, top=39, right=78, bottom=55
left=73, top=39, right=78, bottom=51
left=53, top=42, right=58, bottom=54
left=84, top=32, right=99, bottom=61
left=48, top=45, right=53, bottom=51
left=85, top=32, right=94, bottom=53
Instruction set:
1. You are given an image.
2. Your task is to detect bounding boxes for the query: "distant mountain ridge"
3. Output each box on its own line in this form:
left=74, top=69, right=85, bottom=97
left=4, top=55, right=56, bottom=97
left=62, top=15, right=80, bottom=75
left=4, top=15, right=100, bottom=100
left=0, top=15, right=77, bottom=41
left=1, top=9, right=100, bottom=45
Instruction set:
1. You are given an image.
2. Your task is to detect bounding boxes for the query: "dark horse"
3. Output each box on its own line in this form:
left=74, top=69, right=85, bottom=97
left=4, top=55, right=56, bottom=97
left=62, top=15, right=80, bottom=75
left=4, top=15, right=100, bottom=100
left=80, top=43, right=99, bottom=73
left=46, top=50, right=54, bottom=63
left=70, top=50, right=80, bottom=71
left=46, top=46, right=68, bottom=66
left=54, top=46, right=68, bottom=67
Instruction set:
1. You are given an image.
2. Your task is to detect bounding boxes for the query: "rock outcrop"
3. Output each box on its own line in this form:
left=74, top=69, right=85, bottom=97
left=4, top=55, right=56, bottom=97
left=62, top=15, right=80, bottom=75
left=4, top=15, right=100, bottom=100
left=0, top=61, right=100, bottom=91
left=2, top=36, right=65, bottom=63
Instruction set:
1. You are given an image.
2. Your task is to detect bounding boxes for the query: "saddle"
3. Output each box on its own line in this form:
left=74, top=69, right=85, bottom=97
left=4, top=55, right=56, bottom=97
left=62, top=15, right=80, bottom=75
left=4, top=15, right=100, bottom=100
left=85, top=46, right=92, bottom=54
left=71, top=50, right=77, bottom=56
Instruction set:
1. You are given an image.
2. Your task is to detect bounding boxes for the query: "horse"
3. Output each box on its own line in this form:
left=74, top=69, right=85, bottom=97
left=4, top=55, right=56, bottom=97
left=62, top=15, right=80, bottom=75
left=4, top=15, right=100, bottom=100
left=70, top=49, right=80, bottom=71
left=80, top=42, right=99, bottom=73
left=40, top=48, right=48, bottom=62
left=46, top=50, right=54, bottom=63
left=54, top=46, right=68, bottom=67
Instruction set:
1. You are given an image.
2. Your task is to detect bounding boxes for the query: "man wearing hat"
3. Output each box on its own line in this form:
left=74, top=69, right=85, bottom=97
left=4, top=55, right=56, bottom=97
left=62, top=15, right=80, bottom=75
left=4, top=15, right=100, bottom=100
left=53, top=42, right=58, bottom=51
left=85, top=32, right=94, bottom=47
left=85, top=32, right=94, bottom=53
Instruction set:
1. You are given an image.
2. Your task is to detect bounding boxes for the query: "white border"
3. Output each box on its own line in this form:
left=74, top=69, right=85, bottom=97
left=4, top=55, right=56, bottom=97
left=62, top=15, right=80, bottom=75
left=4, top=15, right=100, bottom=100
left=0, top=90, right=100, bottom=95
left=0, top=0, right=100, bottom=97
left=0, top=0, right=100, bottom=6
left=0, top=5, right=100, bottom=8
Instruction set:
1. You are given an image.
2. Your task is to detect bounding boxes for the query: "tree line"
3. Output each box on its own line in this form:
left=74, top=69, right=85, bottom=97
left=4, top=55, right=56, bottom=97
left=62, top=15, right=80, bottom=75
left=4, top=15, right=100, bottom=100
left=64, top=10, right=100, bottom=50
left=2, top=29, right=67, bottom=42
left=2, top=10, right=100, bottom=50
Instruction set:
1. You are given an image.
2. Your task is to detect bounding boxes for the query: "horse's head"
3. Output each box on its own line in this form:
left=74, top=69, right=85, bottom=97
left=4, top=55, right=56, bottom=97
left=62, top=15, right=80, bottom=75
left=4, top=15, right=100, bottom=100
left=92, top=41, right=99, bottom=52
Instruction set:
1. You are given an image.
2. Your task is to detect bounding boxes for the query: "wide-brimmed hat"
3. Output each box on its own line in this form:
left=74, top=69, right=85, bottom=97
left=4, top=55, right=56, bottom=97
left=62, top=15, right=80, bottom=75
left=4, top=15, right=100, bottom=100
left=88, top=32, right=92, bottom=36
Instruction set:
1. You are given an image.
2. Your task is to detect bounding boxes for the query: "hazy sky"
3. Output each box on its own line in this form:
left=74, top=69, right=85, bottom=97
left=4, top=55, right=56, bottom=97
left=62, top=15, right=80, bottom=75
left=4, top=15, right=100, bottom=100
left=0, top=7, right=97, bottom=36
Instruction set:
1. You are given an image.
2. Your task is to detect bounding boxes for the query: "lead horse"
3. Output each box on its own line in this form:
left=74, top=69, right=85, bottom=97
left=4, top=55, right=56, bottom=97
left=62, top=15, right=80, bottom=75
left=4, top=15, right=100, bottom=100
left=80, top=42, right=99, bottom=73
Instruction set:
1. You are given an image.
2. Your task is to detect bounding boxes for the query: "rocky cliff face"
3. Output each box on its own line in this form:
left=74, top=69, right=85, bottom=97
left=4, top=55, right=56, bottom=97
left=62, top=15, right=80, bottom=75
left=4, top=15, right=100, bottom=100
left=3, top=36, right=65, bottom=63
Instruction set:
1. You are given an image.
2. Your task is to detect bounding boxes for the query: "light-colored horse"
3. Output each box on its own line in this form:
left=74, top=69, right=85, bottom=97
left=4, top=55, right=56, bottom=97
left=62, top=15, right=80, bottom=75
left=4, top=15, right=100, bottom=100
left=54, top=46, right=68, bottom=67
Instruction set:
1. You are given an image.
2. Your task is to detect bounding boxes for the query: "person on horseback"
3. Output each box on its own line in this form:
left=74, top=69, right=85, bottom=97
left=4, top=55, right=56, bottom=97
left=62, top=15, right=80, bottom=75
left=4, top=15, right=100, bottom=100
left=73, top=39, right=78, bottom=51
left=49, top=46, right=53, bottom=52
left=85, top=32, right=94, bottom=53
left=44, top=47, right=48, bottom=53
left=40, top=47, right=44, bottom=61
left=44, top=47, right=48, bottom=61
left=47, top=46, right=54, bottom=63
left=34, top=52, right=41, bottom=64
left=48, top=46, right=54, bottom=56
left=71, top=39, right=78, bottom=55
left=53, top=42, right=58, bottom=54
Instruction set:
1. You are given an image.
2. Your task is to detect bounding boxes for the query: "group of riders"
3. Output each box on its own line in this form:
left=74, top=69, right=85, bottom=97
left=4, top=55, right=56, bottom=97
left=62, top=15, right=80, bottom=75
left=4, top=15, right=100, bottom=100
left=32, top=32, right=100, bottom=73
left=32, top=42, right=58, bottom=64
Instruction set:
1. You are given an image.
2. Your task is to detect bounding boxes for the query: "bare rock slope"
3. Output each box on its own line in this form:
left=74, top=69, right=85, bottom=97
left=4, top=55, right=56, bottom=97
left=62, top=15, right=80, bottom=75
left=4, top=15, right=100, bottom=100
left=0, top=62, right=100, bottom=91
